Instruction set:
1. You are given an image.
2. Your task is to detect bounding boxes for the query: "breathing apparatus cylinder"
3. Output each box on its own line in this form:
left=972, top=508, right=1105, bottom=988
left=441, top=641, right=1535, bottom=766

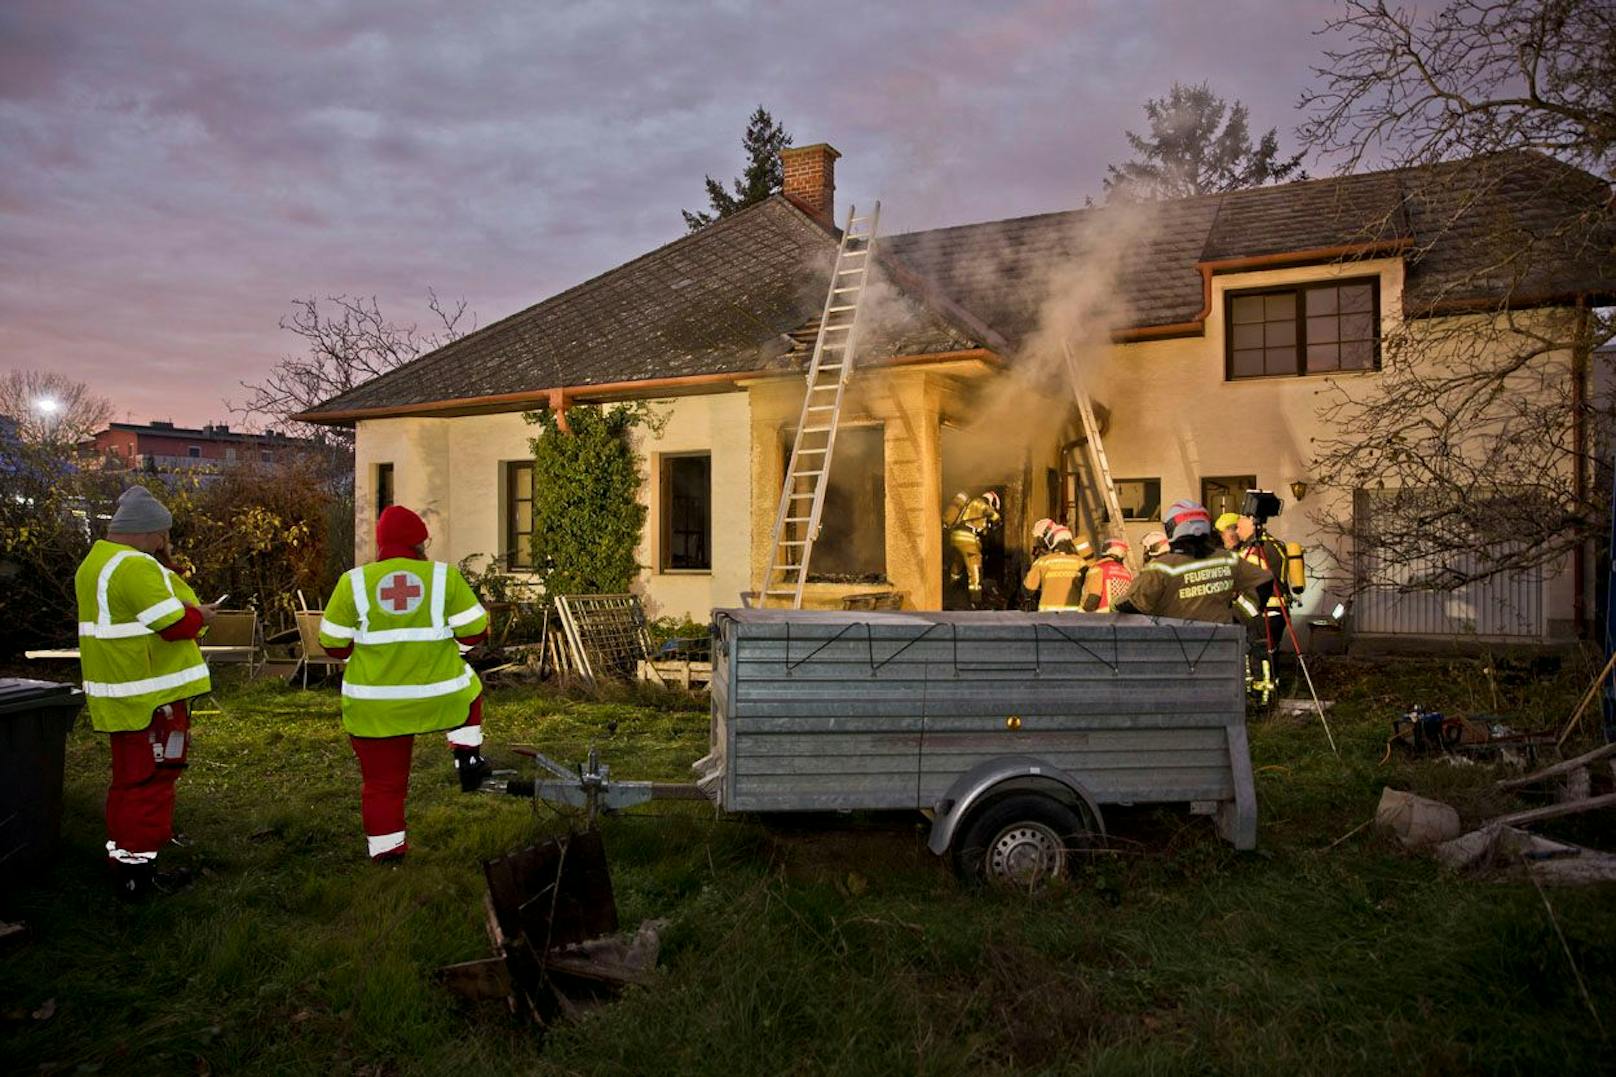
left=1285, top=542, right=1307, bottom=591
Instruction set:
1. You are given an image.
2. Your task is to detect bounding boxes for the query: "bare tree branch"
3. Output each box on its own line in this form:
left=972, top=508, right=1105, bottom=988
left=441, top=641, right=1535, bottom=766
left=230, top=291, right=474, bottom=444
left=1297, top=0, right=1616, bottom=593
left=0, top=368, right=113, bottom=447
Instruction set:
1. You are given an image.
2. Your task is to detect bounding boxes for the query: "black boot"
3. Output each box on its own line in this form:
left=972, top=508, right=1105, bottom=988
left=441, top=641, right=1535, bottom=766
left=453, top=748, right=493, bottom=792
left=113, top=861, right=194, bottom=902
left=114, top=861, right=154, bottom=902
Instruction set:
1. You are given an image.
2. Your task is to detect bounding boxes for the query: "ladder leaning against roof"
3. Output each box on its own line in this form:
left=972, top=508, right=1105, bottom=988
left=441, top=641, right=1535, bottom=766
left=1060, top=340, right=1127, bottom=549
left=753, top=202, right=881, bottom=609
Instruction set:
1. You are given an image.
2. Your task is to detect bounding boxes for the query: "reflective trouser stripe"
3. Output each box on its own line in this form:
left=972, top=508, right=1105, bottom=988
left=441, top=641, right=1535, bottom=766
left=340, top=668, right=474, bottom=700
left=106, top=840, right=155, bottom=865
left=367, top=831, right=406, bottom=858
left=446, top=724, right=484, bottom=747
left=84, top=662, right=210, bottom=699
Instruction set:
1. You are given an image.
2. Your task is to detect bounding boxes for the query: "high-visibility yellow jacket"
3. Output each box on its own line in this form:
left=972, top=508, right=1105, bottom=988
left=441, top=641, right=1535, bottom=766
left=1023, top=551, right=1087, bottom=610
left=318, top=558, right=489, bottom=737
left=74, top=539, right=211, bottom=732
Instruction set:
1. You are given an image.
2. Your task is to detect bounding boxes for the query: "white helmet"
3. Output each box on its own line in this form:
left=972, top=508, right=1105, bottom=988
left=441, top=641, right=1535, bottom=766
left=982, top=491, right=1001, bottom=513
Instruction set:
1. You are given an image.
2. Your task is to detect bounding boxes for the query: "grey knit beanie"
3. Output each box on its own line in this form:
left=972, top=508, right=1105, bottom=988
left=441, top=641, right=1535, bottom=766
left=109, top=486, right=173, bottom=534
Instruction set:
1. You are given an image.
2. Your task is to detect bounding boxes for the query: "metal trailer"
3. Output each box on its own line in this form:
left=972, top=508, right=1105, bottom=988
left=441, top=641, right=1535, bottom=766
left=693, top=608, right=1256, bottom=883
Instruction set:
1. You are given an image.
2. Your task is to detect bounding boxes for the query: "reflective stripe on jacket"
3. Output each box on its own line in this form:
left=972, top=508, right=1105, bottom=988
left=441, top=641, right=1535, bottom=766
left=318, top=558, right=489, bottom=737
left=1084, top=557, right=1135, bottom=612
left=1023, top=552, right=1087, bottom=611
left=74, top=539, right=211, bottom=732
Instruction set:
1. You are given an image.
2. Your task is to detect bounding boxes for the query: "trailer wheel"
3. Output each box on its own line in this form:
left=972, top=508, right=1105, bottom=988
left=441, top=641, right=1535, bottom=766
left=952, top=793, right=1093, bottom=888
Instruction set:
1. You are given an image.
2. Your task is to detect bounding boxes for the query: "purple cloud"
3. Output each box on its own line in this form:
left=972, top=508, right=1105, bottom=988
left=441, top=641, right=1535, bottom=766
left=0, top=0, right=1339, bottom=424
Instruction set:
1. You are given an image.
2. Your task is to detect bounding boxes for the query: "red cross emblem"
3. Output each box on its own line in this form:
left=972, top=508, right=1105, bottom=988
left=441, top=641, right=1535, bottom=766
left=376, top=571, right=424, bottom=614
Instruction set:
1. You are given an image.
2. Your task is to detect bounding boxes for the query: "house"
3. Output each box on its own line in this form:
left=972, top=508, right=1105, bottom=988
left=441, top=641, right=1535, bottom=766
left=296, top=143, right=1613, bottom=644
left=80, top=420, right=325, bottom=473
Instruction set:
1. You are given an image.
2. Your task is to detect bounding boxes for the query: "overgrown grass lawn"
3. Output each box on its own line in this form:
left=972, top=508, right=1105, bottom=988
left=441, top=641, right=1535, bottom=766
left=2, top=657, right=1613, bottom=1075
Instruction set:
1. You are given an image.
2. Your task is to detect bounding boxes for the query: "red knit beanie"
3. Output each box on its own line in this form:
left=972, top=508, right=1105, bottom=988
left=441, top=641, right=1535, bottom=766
left=376, top=505, right=429, bottom=551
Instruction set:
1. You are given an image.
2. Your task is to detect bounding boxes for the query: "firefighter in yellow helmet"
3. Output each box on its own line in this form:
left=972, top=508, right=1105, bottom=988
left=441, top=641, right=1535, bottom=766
left=1215, top=512, right=1242, bottom=551
left=945, top=489, right=1001, bottom=608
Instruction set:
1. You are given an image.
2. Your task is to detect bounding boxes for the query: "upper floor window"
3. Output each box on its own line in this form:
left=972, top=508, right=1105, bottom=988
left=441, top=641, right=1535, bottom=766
left=1227, top=279, right=1379, bottom=380
left=187, top=445, right=202, bottom=458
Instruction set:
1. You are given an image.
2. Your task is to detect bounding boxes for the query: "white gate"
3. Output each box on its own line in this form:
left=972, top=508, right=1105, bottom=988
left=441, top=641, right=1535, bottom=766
left=1354, top=492, right=1545, bottom=638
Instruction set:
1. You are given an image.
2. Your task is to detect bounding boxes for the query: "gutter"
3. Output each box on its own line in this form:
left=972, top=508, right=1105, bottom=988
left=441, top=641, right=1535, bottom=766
left=292, top=348, right=1003, bottom=426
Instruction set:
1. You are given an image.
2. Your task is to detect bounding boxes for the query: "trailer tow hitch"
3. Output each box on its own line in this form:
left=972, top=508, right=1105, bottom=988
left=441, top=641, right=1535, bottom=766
left=505, top=747, right=706, bottom=824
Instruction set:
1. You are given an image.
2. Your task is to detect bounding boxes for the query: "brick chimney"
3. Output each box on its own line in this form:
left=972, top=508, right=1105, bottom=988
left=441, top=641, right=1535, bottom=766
left=780, top=143, right=840, bottom=229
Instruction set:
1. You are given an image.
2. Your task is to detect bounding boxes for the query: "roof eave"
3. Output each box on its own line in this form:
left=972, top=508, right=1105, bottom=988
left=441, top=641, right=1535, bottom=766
left=292, top=348, right=1006, bottom=426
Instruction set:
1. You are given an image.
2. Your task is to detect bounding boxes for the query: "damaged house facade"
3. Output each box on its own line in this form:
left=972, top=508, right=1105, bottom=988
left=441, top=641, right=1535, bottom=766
left=299, top=143, right=1613, bottom=643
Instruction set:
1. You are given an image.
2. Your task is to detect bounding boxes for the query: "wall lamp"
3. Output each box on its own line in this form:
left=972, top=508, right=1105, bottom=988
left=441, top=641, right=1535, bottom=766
left=1289, top=480, right=1309, bottom=502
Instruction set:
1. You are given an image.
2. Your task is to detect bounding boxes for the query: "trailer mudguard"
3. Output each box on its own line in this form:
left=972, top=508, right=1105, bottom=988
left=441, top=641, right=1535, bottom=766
left=926, top=755, right=1107, bottom=856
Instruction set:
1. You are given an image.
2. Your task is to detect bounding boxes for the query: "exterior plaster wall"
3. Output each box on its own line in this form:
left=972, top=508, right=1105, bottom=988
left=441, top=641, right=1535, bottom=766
left=1076, top=257, right=1579, bottom=637
left=637, top=390, right=753, bottom=621
left=746, top=368, right=949, bottom=610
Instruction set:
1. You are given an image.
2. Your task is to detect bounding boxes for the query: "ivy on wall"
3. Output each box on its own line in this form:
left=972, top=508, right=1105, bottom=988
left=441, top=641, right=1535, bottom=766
left=525, top=402, right=658, bottom=598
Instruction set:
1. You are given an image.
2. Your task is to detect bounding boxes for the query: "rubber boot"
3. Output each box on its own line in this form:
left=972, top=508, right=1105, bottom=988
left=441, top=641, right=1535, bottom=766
left=113, top=861, right=194, bottom=902
left=453, top=748, right=493, bottom=793
left=114, top=861, right=154, bottom=902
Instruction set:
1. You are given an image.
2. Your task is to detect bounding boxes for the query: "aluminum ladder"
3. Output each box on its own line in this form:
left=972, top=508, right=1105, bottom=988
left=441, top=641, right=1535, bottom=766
left=1060, top=340, right=1127, bottom=544
left=756, top=202, right=881, bottom=608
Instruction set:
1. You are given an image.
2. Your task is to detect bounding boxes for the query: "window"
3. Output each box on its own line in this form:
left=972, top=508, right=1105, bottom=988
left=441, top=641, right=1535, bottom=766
left=660, top=454, right=711, bottom=571
left=1114, top=478, right=1162, bottom=521
left=376, top=463, right=395, bottom=516
left=806, top=426, right=885, bottom=579
left=505, top=461, right=535, bottom=570
left=1202, top=475, right=1256, bottom=520
left=226, top=447, right=237, bottom=463
left=1228, top=278, right=1379, bottom=379
left=187, top=445, right=202, bottom=458
left=260, top=449, right=272, bottom=463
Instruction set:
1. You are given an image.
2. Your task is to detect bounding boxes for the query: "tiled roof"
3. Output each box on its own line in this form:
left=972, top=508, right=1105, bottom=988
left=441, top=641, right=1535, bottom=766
left=300, top=151, right=1612, bottom=421
left=300, top=197, right=976, bottom=418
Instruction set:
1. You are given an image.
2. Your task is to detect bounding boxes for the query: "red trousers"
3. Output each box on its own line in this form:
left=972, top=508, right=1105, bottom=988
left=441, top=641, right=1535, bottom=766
left=106, top=701, right=190, bottom=863
left=349, top=695, right=483, bottom=859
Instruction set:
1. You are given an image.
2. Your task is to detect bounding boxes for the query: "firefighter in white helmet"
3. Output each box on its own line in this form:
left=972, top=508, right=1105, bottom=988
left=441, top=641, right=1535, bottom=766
left=1080, top=536, right=1135, bottom=612
left=1023, top=521, right=1090, bottom=610
left=944, top=489, right=1001, bottom=608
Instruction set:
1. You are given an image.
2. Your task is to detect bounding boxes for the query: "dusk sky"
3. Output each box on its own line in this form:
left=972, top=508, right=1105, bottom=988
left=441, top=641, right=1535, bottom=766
left=1, top=0, right=1342, bottom=426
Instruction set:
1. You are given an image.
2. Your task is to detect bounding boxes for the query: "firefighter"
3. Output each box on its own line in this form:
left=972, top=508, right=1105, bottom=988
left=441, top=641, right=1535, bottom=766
left=1023, top=533, right=1088, bottom=611
left=944, top=489, right=1001, bottom=608
left=1216, top=512, right=1242, bottom=551
left=1115, top=500, right=1273, bottom=623
left=1235, top=514, right=1302, bottom=655
left=318, top=506, right=492, bottom=864
left=75, top=486, right=219, bottom=900
left=1141, top=529, right=1170, bottom=562
left=1080, top=536, right=1134, bottom=612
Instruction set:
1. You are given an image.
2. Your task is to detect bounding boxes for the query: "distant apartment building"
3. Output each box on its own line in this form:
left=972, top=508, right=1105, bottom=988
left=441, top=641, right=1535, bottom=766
left=80, top=420, right=324, bottom=472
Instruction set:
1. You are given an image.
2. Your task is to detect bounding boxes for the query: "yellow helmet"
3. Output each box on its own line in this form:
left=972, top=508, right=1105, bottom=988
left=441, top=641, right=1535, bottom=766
left=1214, top=512, right=1241, bottom=532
